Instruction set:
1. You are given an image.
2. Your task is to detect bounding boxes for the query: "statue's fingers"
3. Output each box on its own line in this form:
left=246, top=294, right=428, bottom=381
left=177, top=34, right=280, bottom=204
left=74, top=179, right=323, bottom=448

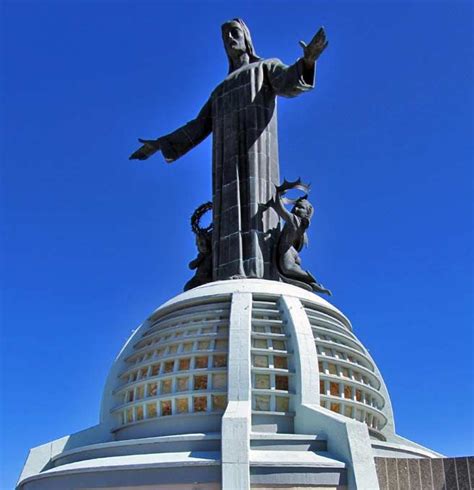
left=299, top=40, right=307, bottom=49
left=131, top=144, right=151, bottom=158
left=312, top=26, right=325, bottom=43
left=311, top=28, right=322, bottom=41
left=138, top=138, right=154, bottom=145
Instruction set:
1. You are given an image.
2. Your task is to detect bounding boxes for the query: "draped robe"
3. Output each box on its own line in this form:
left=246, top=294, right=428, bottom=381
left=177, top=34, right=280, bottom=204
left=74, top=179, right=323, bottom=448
left=159, top=58, right=315, bottom=281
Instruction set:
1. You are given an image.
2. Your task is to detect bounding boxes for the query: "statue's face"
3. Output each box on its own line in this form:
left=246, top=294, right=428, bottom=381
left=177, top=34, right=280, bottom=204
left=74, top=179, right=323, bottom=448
left=222, top=22, right=247, bottom=58
left=293, top=200, right=313, bottom=219
left=197, top=234, right=211, bottom=253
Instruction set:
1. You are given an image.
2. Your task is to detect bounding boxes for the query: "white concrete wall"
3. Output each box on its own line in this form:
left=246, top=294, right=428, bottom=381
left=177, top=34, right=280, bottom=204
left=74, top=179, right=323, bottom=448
left=221, top=291, right=252, bottom=489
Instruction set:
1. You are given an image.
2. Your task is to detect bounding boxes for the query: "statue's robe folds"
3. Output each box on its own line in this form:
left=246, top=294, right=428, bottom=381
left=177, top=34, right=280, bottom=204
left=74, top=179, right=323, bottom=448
left=159, top=58, right=314, bottom=280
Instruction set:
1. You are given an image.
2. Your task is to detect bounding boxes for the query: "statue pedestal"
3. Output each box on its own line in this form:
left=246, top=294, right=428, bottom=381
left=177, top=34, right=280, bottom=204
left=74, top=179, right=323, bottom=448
left=17, top=280, right=442, bottom=490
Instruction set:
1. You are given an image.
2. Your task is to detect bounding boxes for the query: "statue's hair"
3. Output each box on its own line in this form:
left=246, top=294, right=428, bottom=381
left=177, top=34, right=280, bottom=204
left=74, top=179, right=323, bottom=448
left=221, top=18, right=261, bottom=73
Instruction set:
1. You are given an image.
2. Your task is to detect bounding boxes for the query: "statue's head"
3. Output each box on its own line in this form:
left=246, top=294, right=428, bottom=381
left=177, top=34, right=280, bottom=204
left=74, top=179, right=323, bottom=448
left=196, top=232, right=212, bottom=254
left=292, top=197, right=314, bottom=220
left=221, top=18, right=261, bottom=73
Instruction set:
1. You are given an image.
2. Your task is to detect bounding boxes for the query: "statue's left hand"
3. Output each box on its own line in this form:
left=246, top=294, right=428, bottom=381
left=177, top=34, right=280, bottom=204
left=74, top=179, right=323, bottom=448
left=299, top=27, right=328, bottom=65
left=129, top=138, right=161, bottom=161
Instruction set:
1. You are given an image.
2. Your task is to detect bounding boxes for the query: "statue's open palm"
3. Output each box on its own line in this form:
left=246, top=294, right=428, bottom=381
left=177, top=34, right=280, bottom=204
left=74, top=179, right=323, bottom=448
left=300, top=27, right=328, bottom=63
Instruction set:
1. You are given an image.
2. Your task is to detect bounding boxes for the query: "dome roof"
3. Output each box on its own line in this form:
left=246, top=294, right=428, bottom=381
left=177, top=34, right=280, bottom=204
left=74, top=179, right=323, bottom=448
left=100, top=279, right=394, bottom=440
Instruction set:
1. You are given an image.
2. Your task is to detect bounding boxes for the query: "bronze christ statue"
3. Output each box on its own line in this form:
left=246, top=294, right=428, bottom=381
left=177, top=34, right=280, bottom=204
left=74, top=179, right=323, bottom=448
left=130, top=19, right=328, bottom=281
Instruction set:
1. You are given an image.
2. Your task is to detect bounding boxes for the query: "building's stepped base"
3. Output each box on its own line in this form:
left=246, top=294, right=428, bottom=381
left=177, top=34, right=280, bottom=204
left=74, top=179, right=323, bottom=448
left=250, top=432, right=347, bottom=488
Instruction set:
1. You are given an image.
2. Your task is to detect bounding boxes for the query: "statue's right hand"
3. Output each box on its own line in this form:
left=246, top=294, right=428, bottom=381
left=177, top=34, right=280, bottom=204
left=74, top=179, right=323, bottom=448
left=129, top=138, right=161, bottom=160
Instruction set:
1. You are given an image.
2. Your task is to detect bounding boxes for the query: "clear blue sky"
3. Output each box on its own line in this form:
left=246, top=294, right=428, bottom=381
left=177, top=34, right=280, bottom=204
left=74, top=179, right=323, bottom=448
left=1, top=1, right=472, bottom=488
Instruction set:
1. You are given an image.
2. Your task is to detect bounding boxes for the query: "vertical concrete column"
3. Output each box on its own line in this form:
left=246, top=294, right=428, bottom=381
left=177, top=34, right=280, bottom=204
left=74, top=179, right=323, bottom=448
left=222, top=292, right=252, bottom=490
left=280, top=295, right=380, bottom=490
left=279, top=295, right=320, bottom=406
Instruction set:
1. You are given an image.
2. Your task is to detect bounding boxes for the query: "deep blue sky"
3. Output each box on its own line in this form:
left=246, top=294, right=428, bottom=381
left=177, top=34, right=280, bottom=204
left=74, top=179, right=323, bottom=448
left=1, top=1, right=472, bottom=488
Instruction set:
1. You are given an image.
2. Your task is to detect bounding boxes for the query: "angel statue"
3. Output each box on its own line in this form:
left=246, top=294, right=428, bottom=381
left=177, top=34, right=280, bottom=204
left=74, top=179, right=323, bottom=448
left=184, top=202, right=213, bottom=292
left=267, top=180, right=332, bottom=295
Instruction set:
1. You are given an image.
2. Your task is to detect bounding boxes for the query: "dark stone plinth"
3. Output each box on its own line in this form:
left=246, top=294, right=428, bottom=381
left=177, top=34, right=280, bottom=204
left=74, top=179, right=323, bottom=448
left=454, top=457, right=470, bottom=490
left=420, top=458, right=433, bottom=489
left=397, top=458, right=410, bottom=489
left=409, top=458, right=422, bottom=488
left=376, top=456, right=474, bottom=490
left=443, top=458, right=457, bottom=489
left=431, top=458, right=446, bottom=490
left=468, top=457, right=474, bottom=486
left=387, top=457, right=399, bottom=490
left=375, top=458, right=389, bottom=490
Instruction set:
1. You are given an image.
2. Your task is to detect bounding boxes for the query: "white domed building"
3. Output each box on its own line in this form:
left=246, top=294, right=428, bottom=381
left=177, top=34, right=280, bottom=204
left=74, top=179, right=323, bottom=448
left=17, top=280, right=441, bottom=490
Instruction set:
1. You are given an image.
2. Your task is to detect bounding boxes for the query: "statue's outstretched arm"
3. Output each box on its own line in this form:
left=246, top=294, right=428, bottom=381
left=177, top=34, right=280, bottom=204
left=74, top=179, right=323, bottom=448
left=129, top=98, right=212, bottom=162
left=266, top=27, right=328, bottom=98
